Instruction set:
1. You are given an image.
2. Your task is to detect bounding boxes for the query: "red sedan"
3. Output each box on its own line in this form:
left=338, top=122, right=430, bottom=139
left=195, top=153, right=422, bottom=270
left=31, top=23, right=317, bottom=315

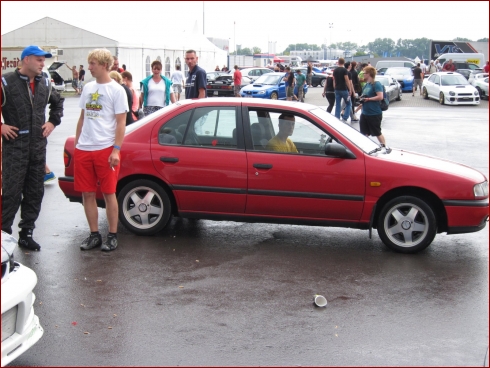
left=59, top=98, right=489, bottom=253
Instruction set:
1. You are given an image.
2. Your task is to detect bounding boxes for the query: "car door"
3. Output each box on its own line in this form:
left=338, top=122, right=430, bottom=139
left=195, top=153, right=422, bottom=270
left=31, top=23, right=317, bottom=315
left=151, top=105, right=247, bottom=214
left=431, top=74, right=441, bottom=97
left=244, top=108, right=365, bottom=221
left=425, top=75, right=435, bottom=97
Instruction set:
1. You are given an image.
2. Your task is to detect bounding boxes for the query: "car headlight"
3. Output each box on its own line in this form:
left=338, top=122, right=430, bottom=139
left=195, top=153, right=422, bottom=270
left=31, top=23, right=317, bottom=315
left=449, top=91, right=455, bottom=96
left=474, top=181, right=489, bottom=198
left=474, top=90, right=479, bottom=96
left=257, top=91, right=266, bottom=95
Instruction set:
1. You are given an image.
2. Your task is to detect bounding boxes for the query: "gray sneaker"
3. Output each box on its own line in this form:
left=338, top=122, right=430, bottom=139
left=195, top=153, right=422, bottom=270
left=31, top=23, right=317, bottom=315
left=80, top=233, right=102, bottom=250
left=101, top=235, right=118, bottom=252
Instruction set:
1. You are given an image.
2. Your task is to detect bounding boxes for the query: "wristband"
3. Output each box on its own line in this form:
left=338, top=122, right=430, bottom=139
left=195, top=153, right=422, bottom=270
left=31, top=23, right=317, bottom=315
left=113, top=145, right=121, bottom=150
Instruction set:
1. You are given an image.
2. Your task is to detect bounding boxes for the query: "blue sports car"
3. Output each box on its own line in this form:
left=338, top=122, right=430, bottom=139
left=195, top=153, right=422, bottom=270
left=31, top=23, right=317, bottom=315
left=383, top=67, right=414, bottom=92
left=240, top=72, right=308, bottom=100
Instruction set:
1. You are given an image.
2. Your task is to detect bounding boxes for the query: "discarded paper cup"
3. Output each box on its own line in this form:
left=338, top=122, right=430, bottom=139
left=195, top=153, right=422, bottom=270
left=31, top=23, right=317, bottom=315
left=314, top=294, right=327, bottom=307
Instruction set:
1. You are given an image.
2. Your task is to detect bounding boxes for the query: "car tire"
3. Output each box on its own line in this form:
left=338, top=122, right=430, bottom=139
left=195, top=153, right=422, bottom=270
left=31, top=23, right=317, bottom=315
left=270, top=92, right=278, bottom=100
left=396, top=90, right=401, bottom=101
left=476, top=86, right=483, bottom=98
left=118, top=179, right=172, bottom=236
left=377, top=196, right=437, bottom=253
left=423, top=87, right=429, bottom=99
left=312, top=83, right=318, bottom=87
left=320, top=79, right=326, bottom=88
left=439, top=92, right=445, bottom=105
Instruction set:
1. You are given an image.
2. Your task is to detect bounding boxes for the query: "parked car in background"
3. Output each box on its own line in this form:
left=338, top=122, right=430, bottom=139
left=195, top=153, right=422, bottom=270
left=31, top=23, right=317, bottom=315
left=207, top=74, right=253, bottom=97
left=469, top=74, right=488, bottom=99
left=383, top=67, right=414, bottom=92
left=422, top=72, right=480, bottom=105
left=42, top=60, right=66, bottom=91
left=376, top=75, right=402, bottom=102
left=239, top=68, right=273, bottom=82
left=442, top=61, right=483, bottom=79
left=1, top=231, right=44, bottom=367
left=468, top=71, right=488, bottom=85
left=294, top=67, right=327, bottom=87
left=58, top=98, right=489, bottom=254
left=206, top=71, right=229, bottom=82
left=376, top=60, right=416, bottom=70
left=240, top=72, right=308, bottom=99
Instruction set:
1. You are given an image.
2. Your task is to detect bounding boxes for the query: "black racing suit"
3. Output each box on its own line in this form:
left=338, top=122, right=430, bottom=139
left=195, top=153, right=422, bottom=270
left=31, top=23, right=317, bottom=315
left=1, top=69, right=64, bottom=233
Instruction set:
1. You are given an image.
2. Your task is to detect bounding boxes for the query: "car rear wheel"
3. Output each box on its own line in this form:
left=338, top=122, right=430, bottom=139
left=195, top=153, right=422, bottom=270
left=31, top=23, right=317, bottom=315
left=423, top=87, right=429, bottom=99
left=320, top=79, right=326, bottom=87
left=118, top=179, right=172, bottom=235
left=396, top=90, right=402, bottom=101
left=377, top=196, right=437, bottom=253
left=476, top=86, right=483, bottom=98
left=270, top=92, right=278, bottom=100
left=439, top=92, right=445, bottom=105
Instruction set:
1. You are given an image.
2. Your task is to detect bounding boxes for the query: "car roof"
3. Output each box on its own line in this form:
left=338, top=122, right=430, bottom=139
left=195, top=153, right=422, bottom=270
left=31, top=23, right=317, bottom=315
left=173, top=97, right=317, bottom=112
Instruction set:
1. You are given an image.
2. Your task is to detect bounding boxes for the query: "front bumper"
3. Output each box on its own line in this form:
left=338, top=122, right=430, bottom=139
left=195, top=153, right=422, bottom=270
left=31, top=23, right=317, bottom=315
left=444, top=95, right=480, bottom=105
left=444, top=199, right=489, bottom=234
left=1, top=262, right=44, bottom=366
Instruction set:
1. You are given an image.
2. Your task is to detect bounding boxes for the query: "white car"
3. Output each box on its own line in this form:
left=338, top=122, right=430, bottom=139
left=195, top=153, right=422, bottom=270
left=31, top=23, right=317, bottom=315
left=1, top=231, right=44, bottom=367
left=42, top=60, right=66, bottom=92
left=469, top=73, right=489, bottom=99
left=239, top=67, right=273, bottom=82
left=422, top=72, right=480, bottom=105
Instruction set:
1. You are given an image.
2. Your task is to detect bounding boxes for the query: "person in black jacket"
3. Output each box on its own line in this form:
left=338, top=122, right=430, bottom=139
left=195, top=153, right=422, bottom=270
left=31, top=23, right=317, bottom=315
left=110, top=71, right=134, bottom=125
left=1, top=45, right=64, bottom=250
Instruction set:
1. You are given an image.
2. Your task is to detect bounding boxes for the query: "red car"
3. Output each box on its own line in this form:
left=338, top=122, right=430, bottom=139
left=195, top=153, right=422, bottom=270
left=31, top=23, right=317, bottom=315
left=59, top=98, right=489, bottom=253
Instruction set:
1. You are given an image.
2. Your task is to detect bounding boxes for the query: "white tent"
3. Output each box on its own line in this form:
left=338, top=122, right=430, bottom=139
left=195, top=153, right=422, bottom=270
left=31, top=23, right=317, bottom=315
left=1, top=17, right=227, bottom=86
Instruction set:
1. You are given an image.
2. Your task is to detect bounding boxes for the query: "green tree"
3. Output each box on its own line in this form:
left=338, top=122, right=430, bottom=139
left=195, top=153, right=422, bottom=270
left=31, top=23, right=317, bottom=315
left=282, top=43, right=321, bottom=54
left=238, top=47, right=252, bottom=55
left=477, top=37, right=488, bottom=42
left=367, top=38, right=395, bottom=56
left=252, top=46, right=262, bottom=54
left=453, top=37, right=473, bottom=41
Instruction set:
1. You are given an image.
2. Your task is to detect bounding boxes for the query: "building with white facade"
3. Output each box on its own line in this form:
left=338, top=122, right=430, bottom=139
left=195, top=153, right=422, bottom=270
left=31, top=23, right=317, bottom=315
left=1, top=17, right=227, bottom=85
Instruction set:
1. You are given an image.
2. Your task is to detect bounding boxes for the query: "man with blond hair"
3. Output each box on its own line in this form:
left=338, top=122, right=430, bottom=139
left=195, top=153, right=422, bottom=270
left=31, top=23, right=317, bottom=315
left=74, top=49, right=128, bottom=252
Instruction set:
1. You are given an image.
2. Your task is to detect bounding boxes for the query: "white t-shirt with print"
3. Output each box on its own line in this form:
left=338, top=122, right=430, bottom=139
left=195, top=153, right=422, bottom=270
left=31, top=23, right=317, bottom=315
left=77, top=80, right=128, bottom=151
left=147, top=78, right=166, bottom=107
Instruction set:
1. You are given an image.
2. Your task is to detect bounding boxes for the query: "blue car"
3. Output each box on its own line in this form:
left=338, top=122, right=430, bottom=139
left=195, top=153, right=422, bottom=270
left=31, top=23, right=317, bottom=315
left=383, top=67, right=414, bottom=92
left=240, top=72, right=308, bottom=100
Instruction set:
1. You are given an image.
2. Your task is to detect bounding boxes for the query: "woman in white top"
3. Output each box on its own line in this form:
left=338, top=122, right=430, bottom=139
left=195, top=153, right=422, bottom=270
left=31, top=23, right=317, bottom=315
left=170, top=65, right=185, bottom=101
left=139, top=60, right=175, bottom=116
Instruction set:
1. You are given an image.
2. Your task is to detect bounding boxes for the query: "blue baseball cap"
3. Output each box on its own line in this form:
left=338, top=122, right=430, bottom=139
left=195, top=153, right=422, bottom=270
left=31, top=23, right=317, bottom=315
left=21, top=45, right=52, bottom=60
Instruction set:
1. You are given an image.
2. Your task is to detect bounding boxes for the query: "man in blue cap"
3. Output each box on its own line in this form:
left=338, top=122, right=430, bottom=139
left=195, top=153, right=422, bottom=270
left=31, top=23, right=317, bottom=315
left=1, top=45, right=65, bottom=251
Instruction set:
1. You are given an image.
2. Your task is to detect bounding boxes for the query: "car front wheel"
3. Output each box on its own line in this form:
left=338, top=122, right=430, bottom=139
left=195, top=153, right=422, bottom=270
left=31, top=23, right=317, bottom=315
left=118, top=179, right=172, bottom=235
left=320, top=79, right=326, bottom=87
left=270, top=92, right=278, bottom=100
left=396, top=89, right=401, bottom=101
left=377, top=196, right=437, bottom=253
left=439, top=92, right=445, bottom=105
left=423, top=87, right=429, bottom=99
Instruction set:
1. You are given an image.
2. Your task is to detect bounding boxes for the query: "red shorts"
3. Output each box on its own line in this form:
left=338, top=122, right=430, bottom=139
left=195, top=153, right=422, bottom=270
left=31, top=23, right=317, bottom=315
left=74, top=146, right=120, bottom=194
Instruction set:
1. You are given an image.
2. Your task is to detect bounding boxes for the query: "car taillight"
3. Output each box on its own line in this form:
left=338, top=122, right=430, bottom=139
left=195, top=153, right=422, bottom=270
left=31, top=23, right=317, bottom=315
left=63, top=150, right=71, bottom=167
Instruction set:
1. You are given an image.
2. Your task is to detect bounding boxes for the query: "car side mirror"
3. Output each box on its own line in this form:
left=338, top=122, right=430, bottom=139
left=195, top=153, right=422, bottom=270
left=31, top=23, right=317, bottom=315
left=279, top=82, right=285, bottom=86
left=390, top=82, right=396, bottom=85
left=325, top=142, right=356, bottom=159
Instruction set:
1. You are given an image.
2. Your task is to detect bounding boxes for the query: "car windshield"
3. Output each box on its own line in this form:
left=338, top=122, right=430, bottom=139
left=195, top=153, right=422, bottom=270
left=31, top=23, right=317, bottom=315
left=310, top=108, right=380, bottom=153
left=254, top=74, right=283, bottom=85
left=441, top=74, right=469, bottom=86
left=385, top=67, right=412, bottom=76
left=376, top=77, right=390, bottom=86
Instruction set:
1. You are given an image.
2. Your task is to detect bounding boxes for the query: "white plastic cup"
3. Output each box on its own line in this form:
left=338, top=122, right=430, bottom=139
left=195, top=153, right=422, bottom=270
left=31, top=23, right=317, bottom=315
left=314, top=294, right=327, bottom=307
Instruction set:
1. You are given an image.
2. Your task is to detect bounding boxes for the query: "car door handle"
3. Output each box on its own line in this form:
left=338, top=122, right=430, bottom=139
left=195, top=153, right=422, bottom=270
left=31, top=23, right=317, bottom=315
left=160, top=157, right=179, bottom=163
left=253, top=163, right=273, bottom=169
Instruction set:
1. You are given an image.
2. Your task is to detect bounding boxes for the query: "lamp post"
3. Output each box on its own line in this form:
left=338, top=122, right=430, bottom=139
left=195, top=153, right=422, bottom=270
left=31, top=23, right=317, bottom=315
left=329, top=23, right=333, bottom=59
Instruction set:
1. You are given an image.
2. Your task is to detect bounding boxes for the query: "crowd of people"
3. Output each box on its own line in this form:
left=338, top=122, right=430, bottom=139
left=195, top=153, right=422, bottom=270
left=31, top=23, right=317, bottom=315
left=1, top=45, right=209, bottom=253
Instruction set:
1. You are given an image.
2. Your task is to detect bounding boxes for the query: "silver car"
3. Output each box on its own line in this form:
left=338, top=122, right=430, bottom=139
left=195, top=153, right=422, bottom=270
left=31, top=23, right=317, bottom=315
left=376, top=75, right=402, bottom=102
left=239, top=67, right=273, bottom=82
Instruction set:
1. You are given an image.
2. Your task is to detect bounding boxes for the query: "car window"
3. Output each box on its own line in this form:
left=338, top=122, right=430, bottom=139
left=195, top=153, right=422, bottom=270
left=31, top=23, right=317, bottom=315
left=158, top=110, right=193, bottom=145
left=404, top=62, right=414, bottom=68
left=441, top=74, right=468, bottom=86
left=433, top=75, right=440, bottom=84
left=376, top=78, right=390, bottom=87
left=484, top=78, right=489, bottom=83
left=248, top=109, right=333, bottom=156
left=261, top=69, right=272, bottom=75
left=255, top=74, right=283, bottom=85
left=428, top=75, right=436, bottom=83
left=468, top=64, right=479, bottom=70
left=187, top=107, right=238, bottom=149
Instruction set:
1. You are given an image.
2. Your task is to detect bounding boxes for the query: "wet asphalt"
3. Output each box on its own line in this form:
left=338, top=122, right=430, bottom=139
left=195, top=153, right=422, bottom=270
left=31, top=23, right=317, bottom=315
left=8, top=88, right=489, bottom=366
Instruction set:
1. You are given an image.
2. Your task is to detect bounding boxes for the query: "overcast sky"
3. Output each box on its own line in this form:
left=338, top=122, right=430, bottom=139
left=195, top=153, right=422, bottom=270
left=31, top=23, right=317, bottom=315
left=1, top=1, right=488, bottom=54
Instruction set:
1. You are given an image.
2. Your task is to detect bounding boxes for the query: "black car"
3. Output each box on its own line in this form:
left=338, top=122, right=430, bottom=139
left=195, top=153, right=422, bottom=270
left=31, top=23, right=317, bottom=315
left=206, top=74, right=253, bottom=97
left=206, top=71, right=229, bottom=82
